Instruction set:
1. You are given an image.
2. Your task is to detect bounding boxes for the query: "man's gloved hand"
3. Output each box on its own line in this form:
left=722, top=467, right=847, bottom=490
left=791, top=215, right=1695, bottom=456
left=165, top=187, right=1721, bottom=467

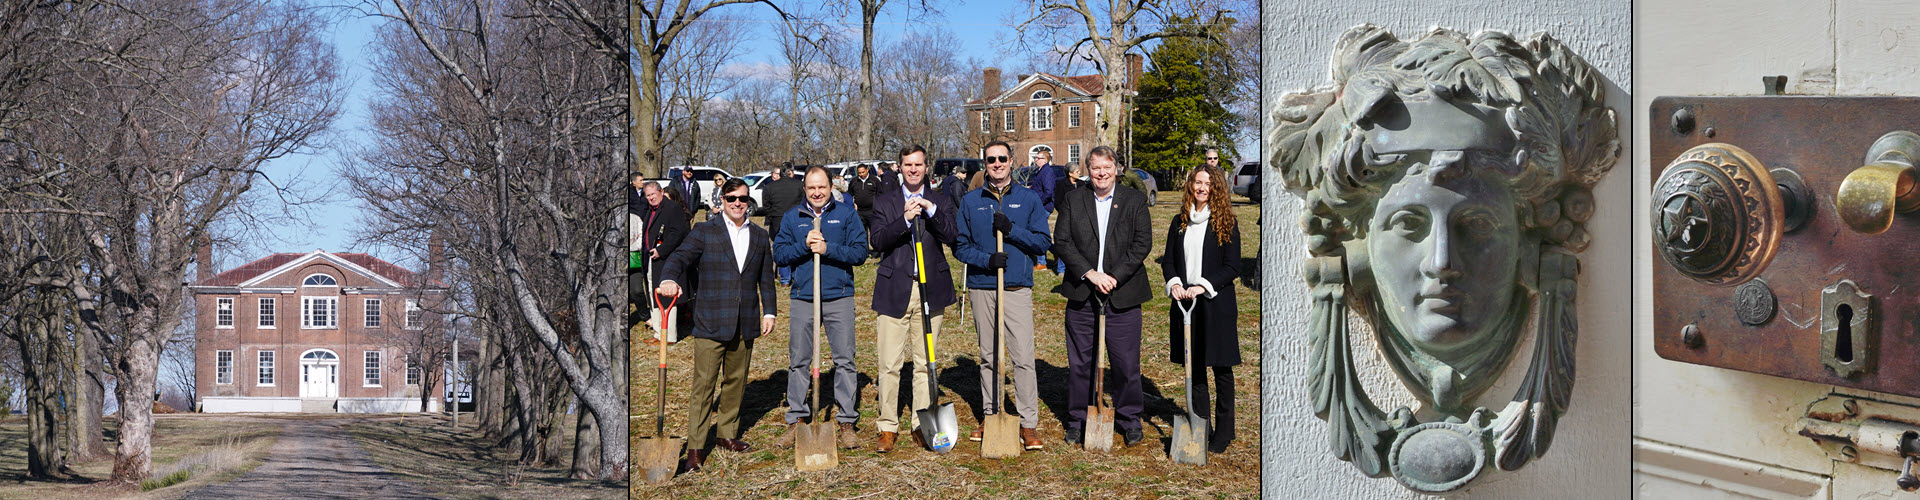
left=992, top=212, right=1012, bottom=234
left=987, top=252, right=1008, bottom=270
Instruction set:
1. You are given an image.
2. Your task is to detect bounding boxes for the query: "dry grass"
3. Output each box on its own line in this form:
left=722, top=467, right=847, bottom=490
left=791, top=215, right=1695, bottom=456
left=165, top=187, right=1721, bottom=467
left=348, top=413, right=626, bottom=500
left=631, top=194, right=1263, bottom=499
left=0, top=414, right=278, bottom=499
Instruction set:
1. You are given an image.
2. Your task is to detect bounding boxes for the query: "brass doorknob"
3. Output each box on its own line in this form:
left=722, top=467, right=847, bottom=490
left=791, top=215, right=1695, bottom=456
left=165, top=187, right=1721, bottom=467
left=1652, top=143, right=1808, bottom=286
left=1836, top=131, right=1920, bottom=234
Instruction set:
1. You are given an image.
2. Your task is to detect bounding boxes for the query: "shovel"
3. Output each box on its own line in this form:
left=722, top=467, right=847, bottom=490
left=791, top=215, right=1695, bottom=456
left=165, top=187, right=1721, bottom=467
left=638, top=294, right=682, bottom=482
left=980, top=225, right=1023, bottom=458
left=1170, top=297, right=1208, bottom=465
left=910, top=220, right=959, bottom=453
left=795, top=250, right=839, bottom=471
left=1084, top=294, right=1115, bottom=452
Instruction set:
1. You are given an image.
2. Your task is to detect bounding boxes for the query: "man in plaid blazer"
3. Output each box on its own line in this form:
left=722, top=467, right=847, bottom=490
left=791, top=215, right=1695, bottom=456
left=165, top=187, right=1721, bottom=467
left=656, top=178, right=778, bottom=473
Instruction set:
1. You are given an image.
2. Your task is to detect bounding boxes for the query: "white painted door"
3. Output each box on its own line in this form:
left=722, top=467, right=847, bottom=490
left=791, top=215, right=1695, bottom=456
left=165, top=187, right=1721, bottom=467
left=1635, top=1, right=1920, bottom=498
left=299, top=349, right=339, bottom=398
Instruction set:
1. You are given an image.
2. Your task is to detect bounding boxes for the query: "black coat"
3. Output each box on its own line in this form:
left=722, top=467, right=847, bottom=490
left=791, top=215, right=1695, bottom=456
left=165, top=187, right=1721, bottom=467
left=1051, top=185, right=1154, bottom=310
left=669, top=176, right=703, bottom=212
left=629, top=186, right=645, bottom=216
left=658, top=218, right=779, bottom=342
left=868, top=184, right=958, bottom=318
left=1160, top=214, right=1242, bottom=366
left=849, top=174, right=884, bottom=224
left=760, top=176, right=804, bottom=230
left=636, top=198, right=691, bottom=285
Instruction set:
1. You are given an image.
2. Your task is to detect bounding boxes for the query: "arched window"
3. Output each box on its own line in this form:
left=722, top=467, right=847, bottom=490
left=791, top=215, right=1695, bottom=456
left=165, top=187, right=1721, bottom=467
left=301, top=349, right=338, bottom=362
left=302, top=273, right=338, bottom=286
left=1030, top=89, right=1052, bottom=100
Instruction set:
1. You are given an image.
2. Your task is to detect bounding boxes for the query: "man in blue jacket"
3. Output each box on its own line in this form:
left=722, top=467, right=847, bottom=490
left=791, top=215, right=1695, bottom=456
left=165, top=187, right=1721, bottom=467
left=954, top=141, right=1052, bottom=450
left=773, top=166, right=868, bottom=450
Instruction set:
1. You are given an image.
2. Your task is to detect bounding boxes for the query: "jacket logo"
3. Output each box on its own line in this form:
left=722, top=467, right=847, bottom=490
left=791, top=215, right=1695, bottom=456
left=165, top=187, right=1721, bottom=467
left=1008, top=204, right=1022, bottom=208
left=828, top=220, right=842, bottom=224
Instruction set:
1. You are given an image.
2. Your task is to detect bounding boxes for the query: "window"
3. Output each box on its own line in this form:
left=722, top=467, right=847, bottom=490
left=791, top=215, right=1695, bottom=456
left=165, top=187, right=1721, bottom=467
left=258, top=297, right=275, bottom=328
left=405, top=299, right=423, bottom=329
left=302, top=273, right=337, bottom=287
left=1069, top=105, right=1082, bottom=128
left=980, top=111, right=990, bottom=133
left=301, top=297, right=338, bottom=329
left=1030, top=89, right=1052, bottom=100
left=364, top=351, right=382, bottom=387
left=406, top=356, right=421, bottom=385
left=1096, top=104, right=1103, bottom=124
left=1069, top=144, right=1082, bottom=165
left=1004, top=109, right=1015, bottom=132
left=215, top=350, right=233, bottom=384
left=1029, top=107, right=1052, bottom=131
left=364, top=298, right=382, bottom=328
left=215, top=297, right=234, bottom=328
left=257, top=350, right=275, bottom=386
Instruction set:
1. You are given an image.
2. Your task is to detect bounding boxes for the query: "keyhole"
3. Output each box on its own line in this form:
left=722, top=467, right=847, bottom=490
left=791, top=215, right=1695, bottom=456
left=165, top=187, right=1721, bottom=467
left=1837, top=304, right=1855, bottom=363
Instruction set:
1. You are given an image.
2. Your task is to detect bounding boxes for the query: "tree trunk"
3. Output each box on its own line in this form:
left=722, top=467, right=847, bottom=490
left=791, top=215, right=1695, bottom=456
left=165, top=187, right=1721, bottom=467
left=110, top=336, right=162, bottom=482
left=857, top=0, right=881, bottom=161
left=14, top=311, right=68, bottom=479
left=633, top=42, right=664, bottom=177
left=70, top=318, right=106, bottom=459
left=568, top=400, right=598, bottom=479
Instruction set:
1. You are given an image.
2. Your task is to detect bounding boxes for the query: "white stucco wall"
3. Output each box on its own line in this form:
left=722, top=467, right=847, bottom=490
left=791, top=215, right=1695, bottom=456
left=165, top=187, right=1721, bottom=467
left=1633, top=1, right=1920, bottom=498
left=1260, top=1, right=1631, bottom=498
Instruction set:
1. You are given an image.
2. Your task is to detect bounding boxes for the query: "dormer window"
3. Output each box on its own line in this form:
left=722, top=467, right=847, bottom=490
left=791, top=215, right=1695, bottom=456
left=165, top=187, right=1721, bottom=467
left=1030, top=90, right=1052, bottom=100
left=302, top=273, right=338, bottom=287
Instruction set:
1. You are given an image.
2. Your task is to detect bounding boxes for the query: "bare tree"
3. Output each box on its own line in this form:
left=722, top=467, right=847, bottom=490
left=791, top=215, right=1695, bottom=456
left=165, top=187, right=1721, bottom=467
left=632, top=0, right=775, bottom=177
left=659, top=15, right=748, bottom=167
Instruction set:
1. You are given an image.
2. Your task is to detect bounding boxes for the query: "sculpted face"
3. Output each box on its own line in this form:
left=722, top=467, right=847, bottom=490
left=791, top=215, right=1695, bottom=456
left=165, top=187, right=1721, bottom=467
left=1366, top=153, right=1521, bottom=353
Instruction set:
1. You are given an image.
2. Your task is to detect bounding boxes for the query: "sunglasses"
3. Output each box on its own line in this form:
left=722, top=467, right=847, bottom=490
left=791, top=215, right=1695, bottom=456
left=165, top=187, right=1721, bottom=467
left=723, top=195, right=751, bottom=204
left=1205, top=156, right=1219, bottom=160
left=984, top=155, right=1010, bottom=164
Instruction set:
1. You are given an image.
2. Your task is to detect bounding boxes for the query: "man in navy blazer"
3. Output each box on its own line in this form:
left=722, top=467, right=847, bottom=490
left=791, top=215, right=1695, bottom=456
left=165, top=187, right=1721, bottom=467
left=1052, top=145, right=1155, bottom=447
left=866, top=145, right=958, bottom=452
left=655, top=178, right=778, bottom=473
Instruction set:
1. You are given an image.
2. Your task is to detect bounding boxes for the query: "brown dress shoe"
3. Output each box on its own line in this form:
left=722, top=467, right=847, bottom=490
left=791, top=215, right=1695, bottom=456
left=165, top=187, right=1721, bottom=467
left=714, top=438, right=751, bottom=452
left=910, top=428, right=928, bottom=449
left=678, top=448, right=706, bottom=474
left=838, top=422, right=861, bottom=449
left=968, top=428, right=982, bottom=442
left=774, top=422, right=800, bottom=449
left=1020, top=427, right=1043, bottom=450
left=876, top=431, right=898, bottom=453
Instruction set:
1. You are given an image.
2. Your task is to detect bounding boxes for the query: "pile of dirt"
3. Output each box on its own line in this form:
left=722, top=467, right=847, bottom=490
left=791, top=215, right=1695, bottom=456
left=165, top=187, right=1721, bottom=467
left=153, top=401, right=179, bottom=414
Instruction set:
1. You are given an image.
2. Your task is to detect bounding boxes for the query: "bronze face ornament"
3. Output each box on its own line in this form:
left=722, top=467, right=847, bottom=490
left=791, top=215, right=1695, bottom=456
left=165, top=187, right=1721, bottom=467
left=1270, top=25, right=1619, bottom=493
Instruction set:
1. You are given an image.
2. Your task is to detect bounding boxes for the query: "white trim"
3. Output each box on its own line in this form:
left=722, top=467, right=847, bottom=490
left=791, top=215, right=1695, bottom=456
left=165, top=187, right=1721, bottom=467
left=363, top=350, right=382, bottom=387
left=364, top=298, right=383, bottom=328
left=1068, top=105, right=1082, bottom=128
left=1029, top=106, right=1053, bottom=131
left=215, top=297, right=235, bottom=329
left=257, top=350, right=276, bottom=387
left=984, top=73, right=1094, bottom=104
left=301, top=273, right=339, bottom=287
left=257, top=297, right=276, bottom=329
left=1003, top=109, right=1015, bottom=132
left=301, top=296, right=339, bottom=329
left=215, top=350, right=233, bottom=385
left=235, top=250, right=405, bottom=289
left=1029, top=89, right=1052, bottom=100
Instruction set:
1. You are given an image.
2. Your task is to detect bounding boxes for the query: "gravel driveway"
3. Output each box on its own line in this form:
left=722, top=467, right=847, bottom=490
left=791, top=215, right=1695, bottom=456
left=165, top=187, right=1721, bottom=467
left=183, top=417, right=434, bottom=499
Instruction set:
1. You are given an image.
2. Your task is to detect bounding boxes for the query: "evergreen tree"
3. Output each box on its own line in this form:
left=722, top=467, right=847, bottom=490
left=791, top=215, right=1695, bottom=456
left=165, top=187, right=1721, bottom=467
left=1132, top=15, right=1242, bottom=188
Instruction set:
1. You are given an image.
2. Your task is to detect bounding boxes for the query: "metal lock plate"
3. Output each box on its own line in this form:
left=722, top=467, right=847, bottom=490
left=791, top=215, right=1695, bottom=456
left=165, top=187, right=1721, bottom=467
left=1651, top=96, right=1920, bottom=398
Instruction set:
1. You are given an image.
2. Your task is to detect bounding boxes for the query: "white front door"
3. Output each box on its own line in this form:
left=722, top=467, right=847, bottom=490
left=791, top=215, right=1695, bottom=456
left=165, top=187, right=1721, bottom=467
left=299, top=349, right=339, bottom=398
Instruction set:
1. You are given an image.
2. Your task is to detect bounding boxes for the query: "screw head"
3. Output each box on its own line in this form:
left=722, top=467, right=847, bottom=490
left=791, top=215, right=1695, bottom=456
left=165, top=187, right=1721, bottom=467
left=1704, top=127, right=1717, bottom=138
left=1682, top=323, right=1704, bottom=348
left=1844, top=399, right=1861, bottom=416
left=1671, top=108, right=1696, bottom=134
left=1841, top=445, right=1859, bottom=461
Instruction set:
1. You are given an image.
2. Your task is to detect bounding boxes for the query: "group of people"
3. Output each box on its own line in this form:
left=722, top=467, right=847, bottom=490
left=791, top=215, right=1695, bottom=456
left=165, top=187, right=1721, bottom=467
left=628, top=141, right=1244, bottom=475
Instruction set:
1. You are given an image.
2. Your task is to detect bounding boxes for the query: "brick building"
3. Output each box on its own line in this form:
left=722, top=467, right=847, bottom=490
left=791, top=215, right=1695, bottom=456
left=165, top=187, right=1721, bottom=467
left=962, top=54, right=1141, bottom=167
left=190, top=247, right=448, bottom=413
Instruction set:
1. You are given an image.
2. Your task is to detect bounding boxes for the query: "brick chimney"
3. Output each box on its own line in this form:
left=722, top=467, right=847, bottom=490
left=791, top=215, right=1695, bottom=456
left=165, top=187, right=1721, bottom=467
left=1126, top=53, right=1144, bottom=90
left=195, top=234, right=213, bottom=283
left=983, top=68, right=1001, bottom=100
left=425, top=232, right=444, bottom=285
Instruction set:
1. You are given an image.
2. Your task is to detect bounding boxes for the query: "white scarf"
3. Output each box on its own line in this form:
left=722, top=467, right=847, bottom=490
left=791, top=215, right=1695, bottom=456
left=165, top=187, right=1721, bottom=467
left=1183, top=204, right=1210, bottom=285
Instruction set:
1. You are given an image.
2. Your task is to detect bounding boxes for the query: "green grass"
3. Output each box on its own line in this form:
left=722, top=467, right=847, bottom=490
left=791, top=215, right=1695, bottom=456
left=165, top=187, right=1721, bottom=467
left=632, top=193, right=1263, bottom=499
left=139, top=469, right=192, bottom=491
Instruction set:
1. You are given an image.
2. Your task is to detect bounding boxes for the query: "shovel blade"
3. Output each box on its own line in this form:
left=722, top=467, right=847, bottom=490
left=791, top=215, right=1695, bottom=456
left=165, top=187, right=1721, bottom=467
left=1084, top=406, right=1115, bottom=452
left=981, top=413, right=1023, bottom=458
left=1171, top=413, right=1209, bottom=466
left=794, top=422, right=839, bottom=471
left=637, top=437, right=683, bottom=483
left=916, top=403, right=960, bottom=453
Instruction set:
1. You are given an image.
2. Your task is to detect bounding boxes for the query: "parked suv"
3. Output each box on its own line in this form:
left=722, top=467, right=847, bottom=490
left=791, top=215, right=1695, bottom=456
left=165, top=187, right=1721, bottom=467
left=1232, top=161, right=1262, bottom=204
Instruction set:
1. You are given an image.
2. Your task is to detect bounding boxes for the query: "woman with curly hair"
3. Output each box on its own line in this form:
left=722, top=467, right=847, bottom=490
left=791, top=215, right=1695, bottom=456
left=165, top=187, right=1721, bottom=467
left=1159, top=164, right=1242, bottom=453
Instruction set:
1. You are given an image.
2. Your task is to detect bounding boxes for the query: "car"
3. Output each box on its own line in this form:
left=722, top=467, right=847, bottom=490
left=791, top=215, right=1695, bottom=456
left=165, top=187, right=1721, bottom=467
left=739, top=171, right=769, bottom=215
left=1232, top=161, right=1262, bottom=204
left=932, top=158, right=983, bottom=179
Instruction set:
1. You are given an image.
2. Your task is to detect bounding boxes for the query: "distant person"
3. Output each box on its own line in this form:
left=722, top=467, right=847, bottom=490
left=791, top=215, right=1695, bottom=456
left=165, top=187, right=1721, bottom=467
left=670, top=167, right=704, bottom=214
left=1158, top=164, right=1242, bottom=454
left=655, top=178, right=778, bottom=473
left=1053, top=145, right=1153, bottom=448
left=760, top=166, right=805, bottom=285
left=954, top=141, right=1051, bottom=450
left=879, top=161, right=901, bottom=189
left=850, top=163, right=884, bottom=227
left=1028, top=150, right=1060, bottom=214
left=1203, top=148, right=1222, bottom=172
left=629, top=172, right=646, bottom=216
left=773, top=167, right=869, bottom=450
left=636, top=181, right=691, bottom=344
left=866, top=145, right=957, bottom=452
left=938, top=167, right=969, bottom=207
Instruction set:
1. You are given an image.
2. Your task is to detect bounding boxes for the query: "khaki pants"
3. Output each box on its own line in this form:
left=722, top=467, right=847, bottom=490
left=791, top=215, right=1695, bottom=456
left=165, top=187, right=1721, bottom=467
left=684, top=335, right=753, bottom=450
left=874, top=286, right=943, bottom=433
left=970, top=288, right=1037, bottom=429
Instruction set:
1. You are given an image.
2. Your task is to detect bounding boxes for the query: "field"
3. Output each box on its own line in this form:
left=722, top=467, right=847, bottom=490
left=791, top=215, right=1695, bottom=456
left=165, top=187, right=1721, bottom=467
left=0, top=414, right=278, bottom=499
left=630, top=194, right=1263, bottom=499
